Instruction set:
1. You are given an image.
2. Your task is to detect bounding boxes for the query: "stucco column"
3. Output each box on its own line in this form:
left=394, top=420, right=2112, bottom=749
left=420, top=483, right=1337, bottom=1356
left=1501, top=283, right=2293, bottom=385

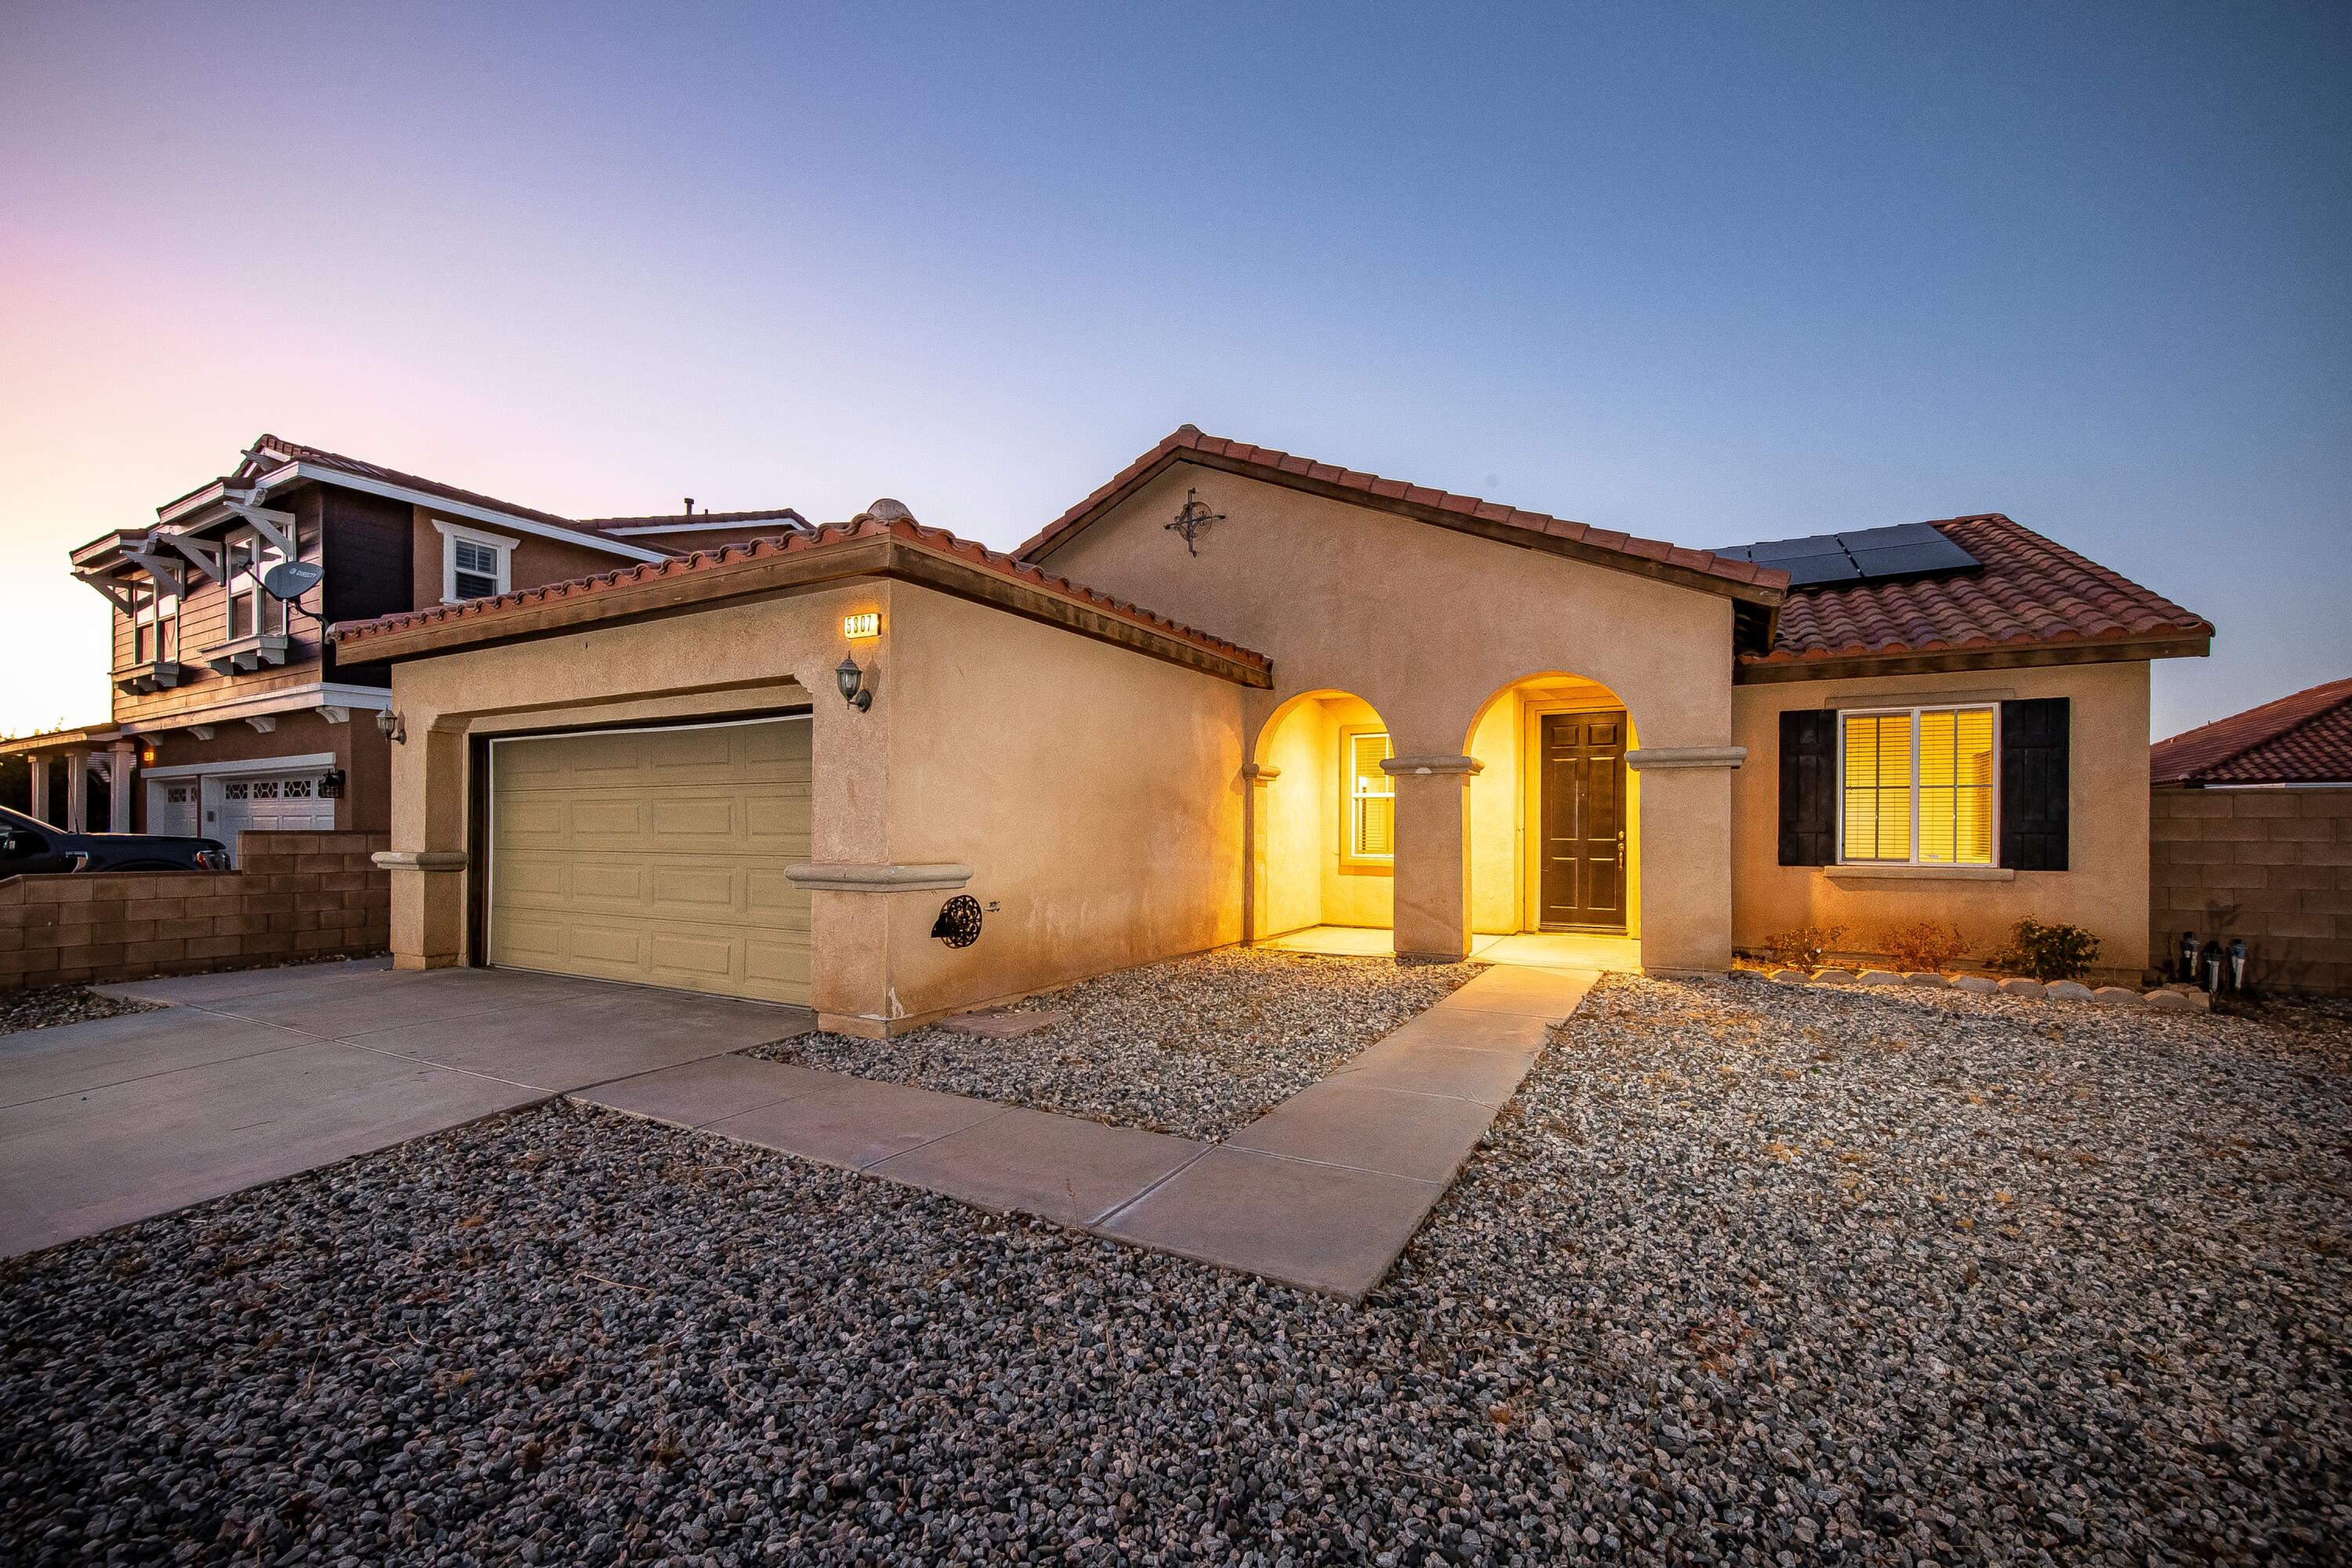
left=1242, top=761, right=1279, bottom=942
left=27, top=755, right=50, bottom=826
left=1626, top=746, right=1744, bottom=976
left=1386, top=754, right=1479, bottom=960
left=376, top=719, right=469, bottom=971
left=793, top=627, right=902, bottom=1036
left=108, top=744, right=136, bottom=833
left=63, top=750, right=89, bottom=833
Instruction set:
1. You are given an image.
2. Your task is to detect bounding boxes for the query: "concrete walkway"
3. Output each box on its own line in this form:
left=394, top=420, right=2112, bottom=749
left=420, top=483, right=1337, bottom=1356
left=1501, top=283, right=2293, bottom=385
left=0, top=961, right=811, bottom=1258
left=577, top=962, right=1598, bottom=1300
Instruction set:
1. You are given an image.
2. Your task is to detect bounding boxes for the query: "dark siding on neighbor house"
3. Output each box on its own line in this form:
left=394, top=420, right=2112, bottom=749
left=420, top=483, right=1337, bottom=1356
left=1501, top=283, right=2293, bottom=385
left=319, top=488, right=413, bottom=691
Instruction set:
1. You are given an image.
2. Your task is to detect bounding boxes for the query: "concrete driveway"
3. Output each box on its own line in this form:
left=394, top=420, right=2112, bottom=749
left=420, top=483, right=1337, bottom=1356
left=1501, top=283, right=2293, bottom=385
left=0, top=960, right=811, bottom=1258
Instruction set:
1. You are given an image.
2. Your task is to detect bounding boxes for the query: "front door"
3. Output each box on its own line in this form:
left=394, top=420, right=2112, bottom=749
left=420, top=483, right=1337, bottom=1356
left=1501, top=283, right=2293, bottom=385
left=1537, top=710, right=1628, bottom=931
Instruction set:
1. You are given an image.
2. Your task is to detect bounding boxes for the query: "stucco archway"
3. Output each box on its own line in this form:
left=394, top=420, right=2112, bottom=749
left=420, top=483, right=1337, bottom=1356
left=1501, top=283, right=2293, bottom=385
left=1461, top=672, right=1644, bottom=964
left=1246, top=688, right=1396, bottom=941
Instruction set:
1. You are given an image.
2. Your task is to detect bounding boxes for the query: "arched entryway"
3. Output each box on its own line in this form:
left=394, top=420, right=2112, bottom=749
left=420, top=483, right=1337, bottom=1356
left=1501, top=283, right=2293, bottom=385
left=1246, top=688, right=1397, bottom=944
left=1461, top=672, right=1644, bottom=969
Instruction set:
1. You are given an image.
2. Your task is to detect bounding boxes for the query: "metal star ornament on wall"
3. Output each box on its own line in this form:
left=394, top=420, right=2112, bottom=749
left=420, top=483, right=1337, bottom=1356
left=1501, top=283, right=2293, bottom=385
left=1164, top=488, right=1225, bottom=556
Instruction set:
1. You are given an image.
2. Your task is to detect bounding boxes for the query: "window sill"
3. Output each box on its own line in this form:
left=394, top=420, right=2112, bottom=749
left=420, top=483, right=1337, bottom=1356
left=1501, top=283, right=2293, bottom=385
left=1824, top=864, right=2016, bottom=883
left=198, top=633, right=290, bottom=674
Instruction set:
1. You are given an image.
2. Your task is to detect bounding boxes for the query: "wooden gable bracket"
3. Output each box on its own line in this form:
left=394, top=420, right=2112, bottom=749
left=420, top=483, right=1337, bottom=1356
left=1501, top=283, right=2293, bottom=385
left=121, top=550, right=186, bottom=601
left=223, top=499, right=298, bottom=559
left=159, top=532, right=224, bottom=583
left=74, top=570, right=140, bottom=616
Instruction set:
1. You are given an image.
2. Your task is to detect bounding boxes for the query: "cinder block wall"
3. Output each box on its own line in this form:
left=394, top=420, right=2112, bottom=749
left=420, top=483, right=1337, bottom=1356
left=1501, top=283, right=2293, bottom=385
left=2150, top=787, right=2352, bottom=996
left=0, top=832, right=390, bottom=991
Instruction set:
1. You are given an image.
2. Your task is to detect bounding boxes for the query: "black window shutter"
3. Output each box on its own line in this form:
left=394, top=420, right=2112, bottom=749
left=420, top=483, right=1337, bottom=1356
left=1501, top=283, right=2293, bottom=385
left=1777, top=710, right=1837, bottom=866
left=2000, top=698, right=2070, bottom=870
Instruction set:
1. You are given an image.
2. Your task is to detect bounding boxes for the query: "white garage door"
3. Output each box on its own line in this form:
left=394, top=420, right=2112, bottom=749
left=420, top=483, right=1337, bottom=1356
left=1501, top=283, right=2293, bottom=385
left=207, top=769, right=336, bottom=837
left=486, top=717, right=813, bottom=1006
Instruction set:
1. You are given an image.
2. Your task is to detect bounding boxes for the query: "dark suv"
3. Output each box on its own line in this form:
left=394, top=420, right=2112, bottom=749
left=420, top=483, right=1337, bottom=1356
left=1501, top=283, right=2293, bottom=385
left=0, top=804, right=233, bottom=875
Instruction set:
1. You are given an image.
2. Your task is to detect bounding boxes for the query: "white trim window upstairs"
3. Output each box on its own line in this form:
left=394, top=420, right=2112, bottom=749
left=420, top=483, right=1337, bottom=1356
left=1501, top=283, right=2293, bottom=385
left=129, top=579, right=179, bottom=665
left=1838, top=704, right=1998, bottom=866
left=436, top=519, right=515, bottom=603
left=223, top=524, right=291, bottom=641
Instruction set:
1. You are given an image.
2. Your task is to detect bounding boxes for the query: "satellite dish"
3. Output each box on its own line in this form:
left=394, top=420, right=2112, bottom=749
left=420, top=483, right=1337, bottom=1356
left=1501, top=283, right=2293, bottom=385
left=263, top=560, right=324, bottom=603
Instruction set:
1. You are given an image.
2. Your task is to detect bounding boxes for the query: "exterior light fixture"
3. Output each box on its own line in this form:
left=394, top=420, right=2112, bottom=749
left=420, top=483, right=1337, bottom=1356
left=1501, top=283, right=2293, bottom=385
left=843, top=612, right=880, bottom=640
left=376, top=708, right=407, bottom=744
left=836, top=654, right=873, bottom=711
left=140, top=746, right=157, bottom=765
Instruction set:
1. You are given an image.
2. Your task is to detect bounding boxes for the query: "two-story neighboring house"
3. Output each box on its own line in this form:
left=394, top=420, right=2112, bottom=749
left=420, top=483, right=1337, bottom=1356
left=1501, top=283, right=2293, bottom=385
left=2, top=435, right=808, bottom=843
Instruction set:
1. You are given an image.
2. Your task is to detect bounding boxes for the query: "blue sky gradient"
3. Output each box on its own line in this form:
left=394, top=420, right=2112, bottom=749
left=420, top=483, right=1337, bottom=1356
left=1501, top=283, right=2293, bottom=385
left=2, top=2, right=2344, bottom=737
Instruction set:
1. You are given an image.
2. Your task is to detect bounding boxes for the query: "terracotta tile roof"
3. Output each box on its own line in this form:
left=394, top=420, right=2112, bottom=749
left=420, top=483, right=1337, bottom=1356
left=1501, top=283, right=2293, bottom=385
left=2151, top=677, right=2352, bottom=786
left=1016, top=426, right=1789, bottom=597
left=1748, top=514, right=2212, bottom=672
left=331, top=514, right=1272, bottom=676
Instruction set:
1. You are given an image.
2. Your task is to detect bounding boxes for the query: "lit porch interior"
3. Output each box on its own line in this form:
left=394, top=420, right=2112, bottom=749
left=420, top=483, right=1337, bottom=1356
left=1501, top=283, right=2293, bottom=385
left=1249, top=673, right=1641, bottom=968
left=1258, top=925, right=1643, bottom=971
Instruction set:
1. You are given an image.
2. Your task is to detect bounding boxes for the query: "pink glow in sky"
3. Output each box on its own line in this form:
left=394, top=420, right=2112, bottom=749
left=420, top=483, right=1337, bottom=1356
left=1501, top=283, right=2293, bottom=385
left=3, top=2, right=2346, bottom=740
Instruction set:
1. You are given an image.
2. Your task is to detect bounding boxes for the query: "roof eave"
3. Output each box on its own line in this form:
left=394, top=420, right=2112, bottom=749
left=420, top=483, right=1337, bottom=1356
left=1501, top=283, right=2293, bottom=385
left=332, top=535, right=1273, bottom=688
left=1024, top=445, right=1786, bottom=609
left=1734, top=630, right=2212, bottom=685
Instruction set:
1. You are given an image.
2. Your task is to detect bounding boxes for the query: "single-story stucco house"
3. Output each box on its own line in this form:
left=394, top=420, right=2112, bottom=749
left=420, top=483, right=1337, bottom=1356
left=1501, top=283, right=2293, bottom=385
left=330, top=426, right=2212, bottom=1036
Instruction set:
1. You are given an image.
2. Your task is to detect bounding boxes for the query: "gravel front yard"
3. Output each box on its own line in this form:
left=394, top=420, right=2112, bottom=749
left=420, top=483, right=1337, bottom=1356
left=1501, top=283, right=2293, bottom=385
left=0, top=983, right=160, bottom=1036
left=751, top=947, right=1483, bottom=1140
left=3, top=974, right=2346, bottom=1566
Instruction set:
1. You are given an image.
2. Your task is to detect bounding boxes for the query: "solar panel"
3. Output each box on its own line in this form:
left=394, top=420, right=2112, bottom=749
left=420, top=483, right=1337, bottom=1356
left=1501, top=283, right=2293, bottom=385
left=1776, top=552, right=1864, bottom=586
left=1708, top=523, right=1979, bottom=586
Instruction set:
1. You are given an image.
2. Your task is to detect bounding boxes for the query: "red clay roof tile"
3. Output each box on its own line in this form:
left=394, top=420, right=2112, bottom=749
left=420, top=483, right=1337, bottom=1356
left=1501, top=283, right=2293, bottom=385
left=1748, top=515, right=2211, bottom=671
left=330, top=514, right=1272, bottom=674
left=2150, top=677, right=2352, bottom=786
left=1015, top=426, right=1784, bottom=595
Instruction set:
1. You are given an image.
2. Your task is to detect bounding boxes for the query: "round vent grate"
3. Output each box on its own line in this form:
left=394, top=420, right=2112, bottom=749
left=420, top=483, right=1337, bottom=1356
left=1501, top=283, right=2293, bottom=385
left=931, top=894, right=983, bottom=949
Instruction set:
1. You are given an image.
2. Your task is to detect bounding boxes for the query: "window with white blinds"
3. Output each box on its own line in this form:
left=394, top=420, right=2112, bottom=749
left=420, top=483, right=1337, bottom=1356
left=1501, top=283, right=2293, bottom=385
left=1840, top=706, right=1996, bottom=866
left=1345, top=728, right=1394, bottom=862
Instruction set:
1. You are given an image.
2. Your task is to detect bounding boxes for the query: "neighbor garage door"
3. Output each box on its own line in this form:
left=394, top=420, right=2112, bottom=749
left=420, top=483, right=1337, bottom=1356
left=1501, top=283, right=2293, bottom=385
left=486, top=716, right=812, bottom=1005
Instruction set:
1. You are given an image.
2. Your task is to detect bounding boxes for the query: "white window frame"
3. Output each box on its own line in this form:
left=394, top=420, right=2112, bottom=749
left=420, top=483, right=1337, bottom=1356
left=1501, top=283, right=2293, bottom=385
left=131, top=579, right=180, bottom=665
left=221, top=524, right=291, bottom=641
left=1341, top=725, right=1396, bottom=866
left=435, top=519, right=516, bottom=604
left=1835, top=703, right=2001, bottom=868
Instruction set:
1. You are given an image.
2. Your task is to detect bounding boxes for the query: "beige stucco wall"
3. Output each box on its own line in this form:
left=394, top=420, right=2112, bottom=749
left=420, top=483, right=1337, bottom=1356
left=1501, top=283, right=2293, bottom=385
left=377, top=576, right=1246, bottom=1033
left=1037, top=463, right=1737, bottom=969
left=1730, top=660, right=2154, bottom=983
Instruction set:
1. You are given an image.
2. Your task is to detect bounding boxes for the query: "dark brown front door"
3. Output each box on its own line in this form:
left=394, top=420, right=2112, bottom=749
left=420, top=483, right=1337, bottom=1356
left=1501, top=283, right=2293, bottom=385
left=1538, top=710, right=1627, bottom=931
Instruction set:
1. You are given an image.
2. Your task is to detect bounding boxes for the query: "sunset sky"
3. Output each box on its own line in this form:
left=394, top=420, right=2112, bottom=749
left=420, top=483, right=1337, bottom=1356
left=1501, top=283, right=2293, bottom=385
left=2, top=2, right=2344, bottom=740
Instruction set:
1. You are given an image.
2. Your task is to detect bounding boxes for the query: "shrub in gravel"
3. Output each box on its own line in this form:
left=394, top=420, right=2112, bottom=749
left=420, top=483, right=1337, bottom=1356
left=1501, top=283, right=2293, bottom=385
left=1991, top=915, right=2103, bottom=982
left=1879, top=919, right=1969, bottom=975
left=1761, top=923, right=1845, bottom=971
left=752, top=946, right=1482, bottom=1140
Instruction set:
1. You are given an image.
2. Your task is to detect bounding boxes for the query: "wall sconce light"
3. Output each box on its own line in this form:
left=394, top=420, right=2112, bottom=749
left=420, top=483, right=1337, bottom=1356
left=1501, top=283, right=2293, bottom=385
left=140, top=746, right=157, bottom=765
left=843, top=612, right=880, bottom=640
left=376, top=708, right=407, bottom=744
left=835, top=654, right=873, bottom=711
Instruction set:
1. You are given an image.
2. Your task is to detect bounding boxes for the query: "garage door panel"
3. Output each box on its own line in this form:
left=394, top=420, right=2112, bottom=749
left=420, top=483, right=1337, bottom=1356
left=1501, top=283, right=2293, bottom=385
left=488, top=718, right=811, bottom=1007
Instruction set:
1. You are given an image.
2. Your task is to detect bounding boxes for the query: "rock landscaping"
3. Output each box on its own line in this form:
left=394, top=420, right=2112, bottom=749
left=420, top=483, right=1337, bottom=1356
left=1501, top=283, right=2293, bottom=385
left=3, top=969, right=2344, bottom=1566
left=752, top=947, right=1483, bottom=1141
left=0, top=982, right=160, bottom=1036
